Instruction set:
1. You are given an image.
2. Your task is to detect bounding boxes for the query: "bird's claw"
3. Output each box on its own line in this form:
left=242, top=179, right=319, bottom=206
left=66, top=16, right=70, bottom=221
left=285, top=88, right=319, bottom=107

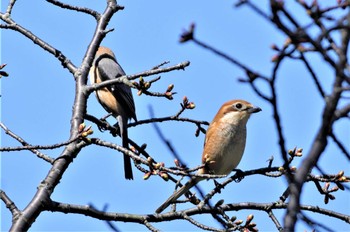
left=233, top=169, right=244, bottom=183
left=97, top=118, right=108, bottom=132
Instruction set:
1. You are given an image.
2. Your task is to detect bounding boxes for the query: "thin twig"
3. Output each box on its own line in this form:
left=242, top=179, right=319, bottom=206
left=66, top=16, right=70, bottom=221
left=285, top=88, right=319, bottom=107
left=183, top=213, right=224, bottom=231
left=267, top=209, right=283, bottom=232
left=46, top=0, right=100, bottom=19
left=86, top=61, right=190, bottom=93
left=0, top=123, right=55, bottom=163
left=0, top=190, right=20, bottom=218
left=5, top=0, right=17, bottom=15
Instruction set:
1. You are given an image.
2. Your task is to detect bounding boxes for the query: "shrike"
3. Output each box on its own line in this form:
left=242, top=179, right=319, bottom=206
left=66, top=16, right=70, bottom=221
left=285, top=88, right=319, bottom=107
left=89, top=46, right=137, bottom=180
left=156, top=100, right=261, bottom=213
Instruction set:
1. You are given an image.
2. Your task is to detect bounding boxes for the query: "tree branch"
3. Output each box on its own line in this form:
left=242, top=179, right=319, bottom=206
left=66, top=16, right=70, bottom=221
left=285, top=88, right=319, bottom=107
left=0, top=122, right=55, bottom=164
left=46, top=0, right=101, bottom=19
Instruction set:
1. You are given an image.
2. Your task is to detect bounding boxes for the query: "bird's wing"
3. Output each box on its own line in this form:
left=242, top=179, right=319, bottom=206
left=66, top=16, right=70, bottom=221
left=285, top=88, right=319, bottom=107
left=202, top=121, right=217, bottom=153
left=97, top=55, right=137, bottom=121
left=201, top=120, right=220, bottom=172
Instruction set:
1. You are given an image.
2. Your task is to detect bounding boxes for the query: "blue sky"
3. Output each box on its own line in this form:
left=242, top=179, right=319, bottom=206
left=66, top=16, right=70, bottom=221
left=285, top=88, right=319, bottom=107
left=1, top=0, right=349, bottom=231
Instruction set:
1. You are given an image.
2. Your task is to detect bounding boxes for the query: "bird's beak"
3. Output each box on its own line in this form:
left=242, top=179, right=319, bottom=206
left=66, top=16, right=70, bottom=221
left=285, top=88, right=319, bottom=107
left=247, top=106, right=262, bottom=114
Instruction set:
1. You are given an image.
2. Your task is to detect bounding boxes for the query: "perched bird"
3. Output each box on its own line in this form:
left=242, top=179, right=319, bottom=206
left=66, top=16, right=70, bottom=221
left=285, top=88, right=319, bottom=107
left=89, top=46, right=137, bottom=180
left=156, top=100, right=261, bottom=213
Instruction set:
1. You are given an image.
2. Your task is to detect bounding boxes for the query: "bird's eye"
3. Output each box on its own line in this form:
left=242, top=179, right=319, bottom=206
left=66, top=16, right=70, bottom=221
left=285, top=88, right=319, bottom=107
left=235, top=103, right=243, bottom=109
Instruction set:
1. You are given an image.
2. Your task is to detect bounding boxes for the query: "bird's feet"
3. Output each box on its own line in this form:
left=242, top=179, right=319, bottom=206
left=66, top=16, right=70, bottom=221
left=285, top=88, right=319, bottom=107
left=233, top=169, right=244, bottom=183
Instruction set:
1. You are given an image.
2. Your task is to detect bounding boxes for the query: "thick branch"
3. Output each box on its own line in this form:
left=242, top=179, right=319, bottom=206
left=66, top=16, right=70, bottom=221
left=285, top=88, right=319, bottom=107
left=9, top=1, right=121, bottom=231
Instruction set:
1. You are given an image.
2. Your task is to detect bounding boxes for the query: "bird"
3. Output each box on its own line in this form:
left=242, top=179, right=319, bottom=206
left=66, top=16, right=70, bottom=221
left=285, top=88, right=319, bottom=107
left=155, top=100, right=261, bottom=213
left=89, top=46, right=137, bottom=180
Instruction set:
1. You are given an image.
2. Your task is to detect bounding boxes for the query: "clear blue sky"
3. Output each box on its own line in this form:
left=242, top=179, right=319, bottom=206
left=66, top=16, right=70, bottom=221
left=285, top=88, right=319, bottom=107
left=1, top=1, right=349, bottom=231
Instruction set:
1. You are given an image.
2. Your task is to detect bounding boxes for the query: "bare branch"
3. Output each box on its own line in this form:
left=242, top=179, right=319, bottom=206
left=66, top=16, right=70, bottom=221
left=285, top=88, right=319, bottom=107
left=46, top=0, right=101, bottom=19
left=0, top=122, right=55, bottom=163
left=148, top=105, right=181, bottom=161
left=299, top=53, right=326, bottom=98
left=183, top=213, right=224, bottom=231
left=142, top=219, right=160, bottom=232
left=333, top=103, right=350, bottom=120
left=0, top=15, right=77, bottom=74
left=48, top=200, right=350, bottom=225
left=8, top=0, right=121, bottom=230
left=86, top=61, right=190, bottom=94
left=0, top=190, right=20, bottom=218
left=329, top=132, right=350, bottom=160
left=267, top=209, right=283, bottom=232
left=5, top=0, right=16, bottom=15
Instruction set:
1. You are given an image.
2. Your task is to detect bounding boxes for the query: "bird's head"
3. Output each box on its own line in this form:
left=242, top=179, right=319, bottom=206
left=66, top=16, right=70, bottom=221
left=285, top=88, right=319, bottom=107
left=213, top=100, right=261, bottom=125
left=95, top=46, right=116, bottom=59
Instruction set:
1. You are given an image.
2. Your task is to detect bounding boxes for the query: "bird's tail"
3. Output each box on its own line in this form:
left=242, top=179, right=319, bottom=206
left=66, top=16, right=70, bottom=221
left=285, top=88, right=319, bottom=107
left=122, top=129, right=133, bottom=180
left=123, top=154, right=133, bottom=180
left=117, top=115, right=133, bottom=180
left=155, top=176, right=202, bottom=214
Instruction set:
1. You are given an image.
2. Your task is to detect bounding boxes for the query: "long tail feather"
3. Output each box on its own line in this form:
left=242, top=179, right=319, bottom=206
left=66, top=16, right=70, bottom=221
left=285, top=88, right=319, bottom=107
left=118, top=115, right=133, bottom=180
left=156, top=177, right=202, bottom=213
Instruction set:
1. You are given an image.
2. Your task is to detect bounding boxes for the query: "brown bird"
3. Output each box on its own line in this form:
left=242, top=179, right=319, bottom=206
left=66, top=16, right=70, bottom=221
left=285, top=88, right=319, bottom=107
left=156, top=100, right=261, bottom=213
left=89, top=46, right=137, bottom=180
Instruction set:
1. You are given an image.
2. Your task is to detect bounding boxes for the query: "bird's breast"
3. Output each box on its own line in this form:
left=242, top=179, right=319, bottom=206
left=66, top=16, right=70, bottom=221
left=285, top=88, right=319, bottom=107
left=203, top=122, right=247, bottom=175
